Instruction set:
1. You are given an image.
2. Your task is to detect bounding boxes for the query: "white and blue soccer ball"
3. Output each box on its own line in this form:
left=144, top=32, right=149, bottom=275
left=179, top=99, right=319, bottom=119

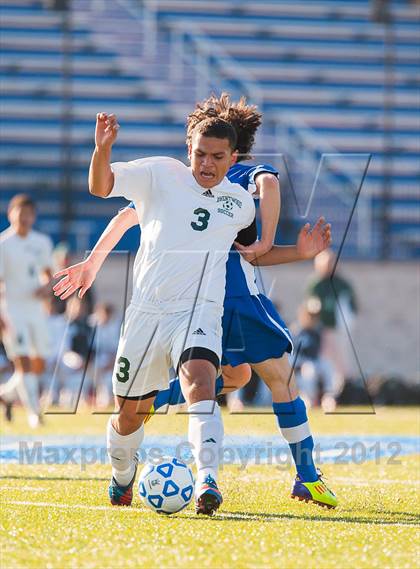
left=138, top=457, right=195, bottom=515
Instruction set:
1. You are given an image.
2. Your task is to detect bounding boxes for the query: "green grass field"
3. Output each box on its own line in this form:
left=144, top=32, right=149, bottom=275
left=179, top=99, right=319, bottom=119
left=1, top=407, right=419, bottom=569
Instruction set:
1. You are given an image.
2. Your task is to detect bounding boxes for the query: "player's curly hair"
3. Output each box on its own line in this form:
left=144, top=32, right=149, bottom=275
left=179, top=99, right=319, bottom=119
left=186, top=92, right=262, bottom=162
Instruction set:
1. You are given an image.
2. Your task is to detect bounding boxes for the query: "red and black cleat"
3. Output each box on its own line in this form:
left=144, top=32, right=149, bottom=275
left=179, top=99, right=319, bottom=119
left=108, top=460, right=138, bottom=506
left=195, top=475, right=223, bottom=516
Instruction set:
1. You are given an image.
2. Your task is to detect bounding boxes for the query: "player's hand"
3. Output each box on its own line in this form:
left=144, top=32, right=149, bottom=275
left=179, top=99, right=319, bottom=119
left=296, top=217, right=332, bottom=260
left=95, top=112, right=119, bottom=150
left=234, top=240, right=271, bottom=263
left=53, top=259, right=97, bottom=300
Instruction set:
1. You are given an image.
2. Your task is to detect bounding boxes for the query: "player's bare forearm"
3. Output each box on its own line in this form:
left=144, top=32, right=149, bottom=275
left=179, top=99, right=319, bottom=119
left=252, top=218, right=332, bottom=267
left=87, top=207, right=138, bottom=271
left=53, top=207, right=138, bottom=300
left=256, top=173, right=280, bottom=254
left=234, top=174, right=280, bottom=262
left=89, top=113, right=119, bottom=197
left=89, top=146, right=114, bottom=197
left=252, top=245, right=303, bottom=266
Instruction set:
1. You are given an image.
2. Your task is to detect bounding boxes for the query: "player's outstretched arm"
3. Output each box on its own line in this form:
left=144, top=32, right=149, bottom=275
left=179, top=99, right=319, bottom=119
left=238, top=217, right=331, bottom=267
left=53, top=207, right=138, bottom=300
left=234, top=173, right=280, bottom=261
left=89, top=113, right=120, bottom=197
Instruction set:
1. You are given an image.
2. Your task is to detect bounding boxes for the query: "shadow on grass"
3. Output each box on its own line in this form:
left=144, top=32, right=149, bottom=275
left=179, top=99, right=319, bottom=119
left=176, top=509, right=420, bottom=526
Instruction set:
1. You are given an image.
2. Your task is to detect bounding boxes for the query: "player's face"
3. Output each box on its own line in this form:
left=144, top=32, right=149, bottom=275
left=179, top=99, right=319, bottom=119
left=189, top=134, right=237, bottom=188
left=8, top=204, right=36, bottom=234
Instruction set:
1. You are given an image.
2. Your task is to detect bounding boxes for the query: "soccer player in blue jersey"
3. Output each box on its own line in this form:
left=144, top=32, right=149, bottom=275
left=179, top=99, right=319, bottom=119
left=55, top=94, right=337, bottom=509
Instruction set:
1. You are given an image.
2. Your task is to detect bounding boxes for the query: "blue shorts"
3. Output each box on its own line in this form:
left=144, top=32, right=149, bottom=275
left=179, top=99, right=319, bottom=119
left=221, top=294, right=293, bottom=367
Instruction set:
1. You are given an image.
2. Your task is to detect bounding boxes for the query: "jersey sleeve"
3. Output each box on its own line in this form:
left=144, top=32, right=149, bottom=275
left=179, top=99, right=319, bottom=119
left=236, top=217, right=257, bottom=246
left=108, top=158, right=153, bottom=202
left=118, top=201, right=136, bottom=213
left=247, top=164, right=279, bottom=196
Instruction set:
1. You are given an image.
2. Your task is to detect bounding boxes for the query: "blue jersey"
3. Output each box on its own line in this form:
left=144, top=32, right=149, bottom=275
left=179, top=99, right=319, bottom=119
left=224, top=162, right=279, bottom=298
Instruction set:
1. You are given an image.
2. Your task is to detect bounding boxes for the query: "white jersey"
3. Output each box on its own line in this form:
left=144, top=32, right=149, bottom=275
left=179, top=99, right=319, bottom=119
left=0, top=227, right=53, bottom=307
left=108, top=156, right=255, bottom=312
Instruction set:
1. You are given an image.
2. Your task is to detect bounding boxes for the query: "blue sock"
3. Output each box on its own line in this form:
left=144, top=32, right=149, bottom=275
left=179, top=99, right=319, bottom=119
left=273, top=397, right=318, bottom=482
left=154, top=375, right=225, bottom=411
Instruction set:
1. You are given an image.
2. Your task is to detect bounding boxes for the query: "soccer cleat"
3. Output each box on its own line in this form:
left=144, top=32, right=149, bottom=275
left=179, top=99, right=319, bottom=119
left=291, top=470, right=337, bottom=509
left=108, top=457, right=138, bottom=506
left=195, top=474, right=223, bottom=516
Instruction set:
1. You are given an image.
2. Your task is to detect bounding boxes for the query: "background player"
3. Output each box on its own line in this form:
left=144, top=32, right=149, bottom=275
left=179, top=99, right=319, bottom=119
left=54, top=93, right=336, bottom=508
left=0, top=194, right=53, bottom=428
left=80, top=112, right=255, bottom=515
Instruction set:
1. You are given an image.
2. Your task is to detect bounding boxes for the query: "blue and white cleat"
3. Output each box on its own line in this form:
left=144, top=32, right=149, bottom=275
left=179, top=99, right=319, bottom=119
left=109, top=457, right=138, bottom=506
left=291, top=469, right=337, bottom=509
left=195, top=474, right=223, bottom=516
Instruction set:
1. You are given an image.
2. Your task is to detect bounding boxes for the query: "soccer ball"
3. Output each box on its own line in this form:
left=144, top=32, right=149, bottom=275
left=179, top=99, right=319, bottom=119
left=138, top=457, right=195, bottom=515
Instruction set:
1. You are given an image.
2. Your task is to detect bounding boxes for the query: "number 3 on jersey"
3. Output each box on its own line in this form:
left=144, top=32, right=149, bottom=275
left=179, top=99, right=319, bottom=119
left=191, top=208, right=210, bottom=231
left=116, top=356, right=130, bottom=383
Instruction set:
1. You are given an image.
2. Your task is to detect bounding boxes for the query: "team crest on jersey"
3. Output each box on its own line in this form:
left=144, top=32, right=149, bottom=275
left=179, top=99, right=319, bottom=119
left=217, top=196, right=242, bottom=218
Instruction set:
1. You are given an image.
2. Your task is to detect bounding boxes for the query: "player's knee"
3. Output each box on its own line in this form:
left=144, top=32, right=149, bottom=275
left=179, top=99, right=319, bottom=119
left=31, top=358, right=45, bottom=374
left=114, top=411, right=144, bottom=435
left=179, top=359, right=216, bottom=402
left=113, top=399, right=148, bottom=434
left=184, top=377, right=213, bottom=402
left=223, top=364, right=251, bottom=390
left=14, top=356, right=31, bottom=373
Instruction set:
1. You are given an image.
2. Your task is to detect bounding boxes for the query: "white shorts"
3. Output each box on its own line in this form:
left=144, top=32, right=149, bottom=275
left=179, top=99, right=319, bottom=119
left=2, top=303, right=51, bottom=360
left=112, top=302, right=223, bottom=398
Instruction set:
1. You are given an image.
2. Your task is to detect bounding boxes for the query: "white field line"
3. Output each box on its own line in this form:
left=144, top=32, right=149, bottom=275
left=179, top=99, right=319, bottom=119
left=0, top=486, right=48, bottom=492
left=3, top=500, right=420, bottom=527
left=333, top=478, right=420, bottom=486
left=3, top=500, right=142, bottom=512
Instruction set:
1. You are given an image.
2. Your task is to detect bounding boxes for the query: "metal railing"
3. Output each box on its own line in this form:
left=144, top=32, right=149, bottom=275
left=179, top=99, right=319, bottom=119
left=76, top=0, right=374, bottom=256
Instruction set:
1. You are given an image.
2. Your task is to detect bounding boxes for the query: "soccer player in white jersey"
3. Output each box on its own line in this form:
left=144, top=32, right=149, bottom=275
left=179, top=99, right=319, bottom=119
left=55, top=95, right=337, bottom=509
left=84, top=112, right=255, bottom=514
left=0, top=194, right=53, bottom=428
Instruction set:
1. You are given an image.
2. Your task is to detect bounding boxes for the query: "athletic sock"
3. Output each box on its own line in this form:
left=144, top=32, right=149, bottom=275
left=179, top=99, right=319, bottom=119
left=0, top=371, right=20, bottom=402
left=106, top=418, right=144, bottom=486
left=273, top=397, right=318, bottom=482
left=16, top=372, right=40, bottom=415
left=188, top=400, right=223, bottom=489
left=154, top=375, right=225, bottom=411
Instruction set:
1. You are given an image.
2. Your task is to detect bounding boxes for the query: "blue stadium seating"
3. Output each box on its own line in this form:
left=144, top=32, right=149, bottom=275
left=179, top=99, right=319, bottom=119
left=0, top=0, right=419, bottom=258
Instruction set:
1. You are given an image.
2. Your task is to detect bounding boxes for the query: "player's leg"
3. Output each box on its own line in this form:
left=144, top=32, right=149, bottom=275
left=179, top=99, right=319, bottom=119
left=171, top=304, right=225, bottom=515
left=107, top=393, right=155, bottom=505
left=152, top=363, right=251, bottom=412
left=106, top=306, right=166, bottom=506
left=0, top=315, right=41, bottom=427
left=178, top=355, right=223, bottom=515
left=252, top=354, right=337, bottom=508
left=1, top=307, right=47, bottom=426
left=229, top=293, right=337, bottom=507
left=14, top=355, right=41, bottom=427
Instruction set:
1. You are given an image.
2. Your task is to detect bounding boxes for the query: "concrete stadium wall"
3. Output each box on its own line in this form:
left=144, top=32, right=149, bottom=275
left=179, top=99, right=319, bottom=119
left=91, top=257, right=419, bottom=382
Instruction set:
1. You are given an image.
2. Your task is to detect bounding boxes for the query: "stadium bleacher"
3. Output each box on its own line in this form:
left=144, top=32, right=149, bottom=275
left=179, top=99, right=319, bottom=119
left=0, top=0, right=419, bottom=257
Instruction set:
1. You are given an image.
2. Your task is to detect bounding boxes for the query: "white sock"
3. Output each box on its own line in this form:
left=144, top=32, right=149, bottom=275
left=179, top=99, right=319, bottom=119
left=16, top=373, right=40, bottom=415
left=106, top=418, right=144, bottom=486
left=188, top=400, right=223, bottom=488
left=0, top=371, right=20, bottom=402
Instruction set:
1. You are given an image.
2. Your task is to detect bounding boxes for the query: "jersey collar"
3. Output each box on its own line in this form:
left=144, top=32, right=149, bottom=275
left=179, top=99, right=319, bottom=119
left=189, top=169, right=230, bottom=194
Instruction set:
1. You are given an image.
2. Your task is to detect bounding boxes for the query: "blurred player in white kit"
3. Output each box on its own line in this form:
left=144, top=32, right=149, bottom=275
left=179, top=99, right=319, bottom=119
left=0, top=194, right=53, bottom=427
